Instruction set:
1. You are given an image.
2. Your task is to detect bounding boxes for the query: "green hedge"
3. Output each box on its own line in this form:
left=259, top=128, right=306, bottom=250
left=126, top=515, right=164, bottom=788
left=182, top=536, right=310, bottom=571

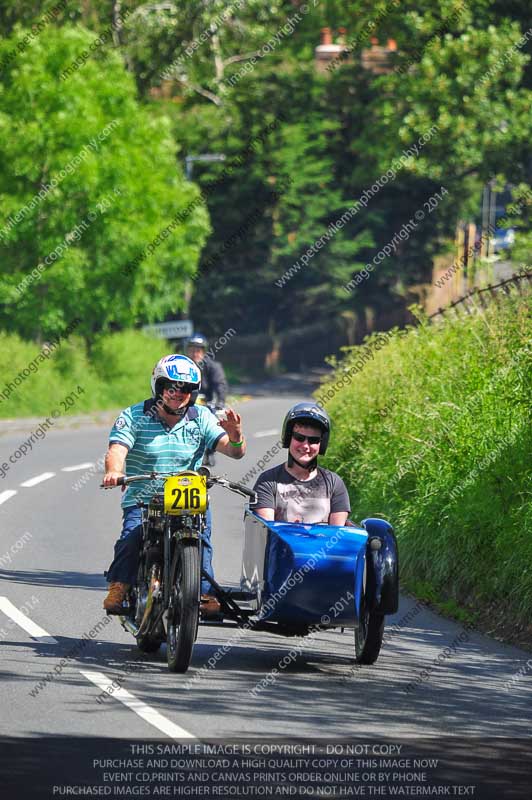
left=319, top=291, right=532, bottom=624
left=0, top=330, right=168, bottom=418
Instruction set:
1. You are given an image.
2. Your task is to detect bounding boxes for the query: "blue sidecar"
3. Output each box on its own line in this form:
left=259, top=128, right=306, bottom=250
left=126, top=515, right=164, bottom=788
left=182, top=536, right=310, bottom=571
left=238, top=511, right=399, bottom=664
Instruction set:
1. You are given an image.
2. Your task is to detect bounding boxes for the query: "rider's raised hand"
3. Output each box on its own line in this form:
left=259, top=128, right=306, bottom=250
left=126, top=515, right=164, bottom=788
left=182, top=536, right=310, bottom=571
left=218, top=407, right=242, bottom=441
left=215, top=408, right=246, bottom=459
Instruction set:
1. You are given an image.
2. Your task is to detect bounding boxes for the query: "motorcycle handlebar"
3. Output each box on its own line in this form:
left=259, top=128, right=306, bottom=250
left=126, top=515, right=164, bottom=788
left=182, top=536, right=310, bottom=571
left=100, top=472, right=160, bottom=489
left=207, top=475, right=257, bottom=504
left=101, top=471, right=256, bottom=503
left=226, top=480, right=257, bottom=501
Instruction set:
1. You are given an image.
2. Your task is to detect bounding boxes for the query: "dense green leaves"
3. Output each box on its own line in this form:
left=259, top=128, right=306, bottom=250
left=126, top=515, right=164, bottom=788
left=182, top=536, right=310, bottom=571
left=159, top=0, right=531, bottom=338
left=0, top=328, right=169, bottom=418
left=0, top=23, right=209, bottom=339
left=0, top=1, right=530, bottom=344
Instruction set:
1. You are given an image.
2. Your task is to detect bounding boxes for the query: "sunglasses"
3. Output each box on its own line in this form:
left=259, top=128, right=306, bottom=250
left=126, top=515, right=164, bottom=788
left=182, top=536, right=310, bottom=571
left=162, top=381, right=195, bottom=394
left=292, top=431, right=322, bottom=445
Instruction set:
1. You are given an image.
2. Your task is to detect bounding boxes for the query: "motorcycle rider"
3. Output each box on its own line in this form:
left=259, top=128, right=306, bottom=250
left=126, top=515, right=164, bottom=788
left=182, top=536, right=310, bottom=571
left=186, top=332, right=228, bottom=407
left=251, top=403, right=350, bottom=525
left=186, top=332, right=228, bottom=466
left=102, top=354, right=246, bottom=616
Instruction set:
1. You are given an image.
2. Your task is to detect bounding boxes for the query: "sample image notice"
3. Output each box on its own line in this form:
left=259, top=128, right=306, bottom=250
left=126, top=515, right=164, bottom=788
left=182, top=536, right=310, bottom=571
left=2, top=740, right=531, bottom=799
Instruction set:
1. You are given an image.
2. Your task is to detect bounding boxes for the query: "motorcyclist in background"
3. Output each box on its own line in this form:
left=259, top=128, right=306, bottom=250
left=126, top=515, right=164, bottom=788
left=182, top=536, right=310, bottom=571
left=186, top=333, right=228, bottom=407
left=186, top=333, right=229, bottom=466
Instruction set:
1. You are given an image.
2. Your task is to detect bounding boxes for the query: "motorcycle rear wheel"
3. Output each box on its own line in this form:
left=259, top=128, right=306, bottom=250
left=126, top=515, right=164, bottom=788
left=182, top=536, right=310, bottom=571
left=166, top=541, right=200, bottom=673
left=135, top=564, right=162, bottom=653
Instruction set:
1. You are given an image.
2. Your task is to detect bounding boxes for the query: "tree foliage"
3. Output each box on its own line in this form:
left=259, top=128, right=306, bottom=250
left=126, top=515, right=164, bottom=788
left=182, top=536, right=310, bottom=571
left=159, top=0, right=531, bottom=337
left=0, top=1, right=530, bottom=343
left=0, top=23, right=209, bottom=339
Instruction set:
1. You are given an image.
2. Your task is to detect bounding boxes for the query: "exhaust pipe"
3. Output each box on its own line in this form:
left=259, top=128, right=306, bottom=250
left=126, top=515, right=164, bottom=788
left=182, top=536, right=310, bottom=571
left=119, top=616, right=139, bottom=637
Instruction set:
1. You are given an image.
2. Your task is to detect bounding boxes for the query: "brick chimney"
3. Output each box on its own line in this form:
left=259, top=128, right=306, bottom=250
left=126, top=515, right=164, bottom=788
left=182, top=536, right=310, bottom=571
left=315, top=26, right=345, bottom=74
left=337, top=27, right=347, bottom=45
left=361, top=37, right=398, bottom=74
left=320, top=27, right=332, bottom=46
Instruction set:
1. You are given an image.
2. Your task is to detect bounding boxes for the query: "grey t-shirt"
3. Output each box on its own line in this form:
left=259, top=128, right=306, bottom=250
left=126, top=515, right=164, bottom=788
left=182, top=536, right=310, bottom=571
left=251, top=463, right=351, bottom=524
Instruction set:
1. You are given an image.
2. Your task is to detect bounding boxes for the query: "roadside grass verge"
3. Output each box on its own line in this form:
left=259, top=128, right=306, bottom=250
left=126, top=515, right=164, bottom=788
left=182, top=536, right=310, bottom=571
left=319, top=291, right=532, bottom=628
left=0, top=330, right=167, bottom=418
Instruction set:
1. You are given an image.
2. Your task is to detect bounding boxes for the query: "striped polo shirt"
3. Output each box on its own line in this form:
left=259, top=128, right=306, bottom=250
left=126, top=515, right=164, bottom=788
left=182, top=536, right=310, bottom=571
left=109, top=399, right=225, bottom=508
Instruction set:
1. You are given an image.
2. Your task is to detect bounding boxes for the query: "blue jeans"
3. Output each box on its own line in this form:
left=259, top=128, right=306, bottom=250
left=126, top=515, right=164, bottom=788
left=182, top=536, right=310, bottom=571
left=106, top=506, right=214, bottom=594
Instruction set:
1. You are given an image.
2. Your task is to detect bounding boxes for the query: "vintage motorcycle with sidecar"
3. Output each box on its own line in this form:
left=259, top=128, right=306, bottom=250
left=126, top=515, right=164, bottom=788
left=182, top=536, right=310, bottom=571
left=103, top=468, right=398, bottom=672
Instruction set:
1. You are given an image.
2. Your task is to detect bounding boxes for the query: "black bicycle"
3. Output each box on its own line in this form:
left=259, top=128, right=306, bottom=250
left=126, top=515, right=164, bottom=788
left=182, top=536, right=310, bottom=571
left=105, top=468, right=255, bottom=672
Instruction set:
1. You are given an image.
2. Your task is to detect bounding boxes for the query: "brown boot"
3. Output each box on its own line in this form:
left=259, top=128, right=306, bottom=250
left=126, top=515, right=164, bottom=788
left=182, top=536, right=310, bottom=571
left=103, top=582, right=130, bottom=614
left=200, top=594, right=222, bottom=619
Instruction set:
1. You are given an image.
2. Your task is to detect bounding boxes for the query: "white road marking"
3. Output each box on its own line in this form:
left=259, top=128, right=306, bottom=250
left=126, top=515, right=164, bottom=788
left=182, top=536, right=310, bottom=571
left=0, top=490, right=17, bottom=506
left=61, top=463, right=95, bottom=472
left=80, top=670, right=197, bottom=740
left=0, top=597, right=57, bottom=643
left=20, top=472, right=56, bottom=487
left=254, top=428, right=280, bottom=438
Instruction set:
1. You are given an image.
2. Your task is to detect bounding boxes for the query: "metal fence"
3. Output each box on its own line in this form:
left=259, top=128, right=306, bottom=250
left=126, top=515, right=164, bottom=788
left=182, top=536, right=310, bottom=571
left=428, top=270, right=532, bottom=320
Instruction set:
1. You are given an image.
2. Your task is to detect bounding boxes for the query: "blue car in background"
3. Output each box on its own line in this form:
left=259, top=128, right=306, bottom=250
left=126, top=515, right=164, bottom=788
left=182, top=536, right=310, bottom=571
left=493, top=227, right=515, bottom=252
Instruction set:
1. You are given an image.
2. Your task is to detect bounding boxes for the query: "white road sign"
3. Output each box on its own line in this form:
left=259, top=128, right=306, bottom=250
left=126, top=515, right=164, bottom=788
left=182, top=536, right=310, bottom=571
left=142, top=320, right=193, bottom=339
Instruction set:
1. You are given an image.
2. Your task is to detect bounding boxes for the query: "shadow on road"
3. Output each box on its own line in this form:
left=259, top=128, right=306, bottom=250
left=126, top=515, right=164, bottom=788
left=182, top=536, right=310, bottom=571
left=0, top=569, right=106, bottom=591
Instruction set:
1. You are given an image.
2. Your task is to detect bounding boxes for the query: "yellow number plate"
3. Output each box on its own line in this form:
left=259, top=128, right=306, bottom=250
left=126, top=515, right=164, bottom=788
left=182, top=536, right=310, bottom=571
left=164, top=473, right=207, bottom=515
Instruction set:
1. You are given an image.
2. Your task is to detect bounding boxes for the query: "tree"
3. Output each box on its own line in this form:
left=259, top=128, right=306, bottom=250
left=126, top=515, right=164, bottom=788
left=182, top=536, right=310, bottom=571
left=176, top=56, right=455, bottom=338
left=122, top=0, right=290, bottom=100
left=170, top=59, right=372, bottom=336
left=3, top=1, right=530, bottom=351
left=0, top=23, right=210, bottom=339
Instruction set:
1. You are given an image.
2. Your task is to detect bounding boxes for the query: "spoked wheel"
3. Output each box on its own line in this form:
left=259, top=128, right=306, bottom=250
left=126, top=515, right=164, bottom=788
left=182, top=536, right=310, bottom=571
left=135, top=564, right=162, bottom=654
left=354, top=595, right=385, bottom=665
left=166, top=542, right=200, bottom=673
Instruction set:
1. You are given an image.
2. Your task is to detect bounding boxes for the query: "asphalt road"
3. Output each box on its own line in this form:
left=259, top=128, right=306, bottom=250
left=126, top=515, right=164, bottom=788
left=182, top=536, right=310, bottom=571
left=1, top=396, right=531, bottom=745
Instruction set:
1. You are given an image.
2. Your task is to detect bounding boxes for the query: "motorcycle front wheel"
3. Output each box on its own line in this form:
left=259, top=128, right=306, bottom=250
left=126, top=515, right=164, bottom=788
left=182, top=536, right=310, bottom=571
left=166, top=541, right=200, bottom=672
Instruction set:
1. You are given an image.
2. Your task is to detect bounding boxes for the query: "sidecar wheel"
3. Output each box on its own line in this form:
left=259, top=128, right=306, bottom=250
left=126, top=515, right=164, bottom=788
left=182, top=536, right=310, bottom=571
left=354, top=605, right=384, bottom=665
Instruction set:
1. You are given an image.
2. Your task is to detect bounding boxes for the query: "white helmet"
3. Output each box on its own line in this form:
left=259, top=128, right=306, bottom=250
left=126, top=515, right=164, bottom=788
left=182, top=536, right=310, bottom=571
left=151, top=354, right=201, bottom=402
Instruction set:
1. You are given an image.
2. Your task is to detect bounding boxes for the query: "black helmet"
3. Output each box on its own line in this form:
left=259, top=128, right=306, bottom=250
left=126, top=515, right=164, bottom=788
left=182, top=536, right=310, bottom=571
left=281, top=403, right=330, bottom=455
left=187, top=332, right=208, bottom=349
